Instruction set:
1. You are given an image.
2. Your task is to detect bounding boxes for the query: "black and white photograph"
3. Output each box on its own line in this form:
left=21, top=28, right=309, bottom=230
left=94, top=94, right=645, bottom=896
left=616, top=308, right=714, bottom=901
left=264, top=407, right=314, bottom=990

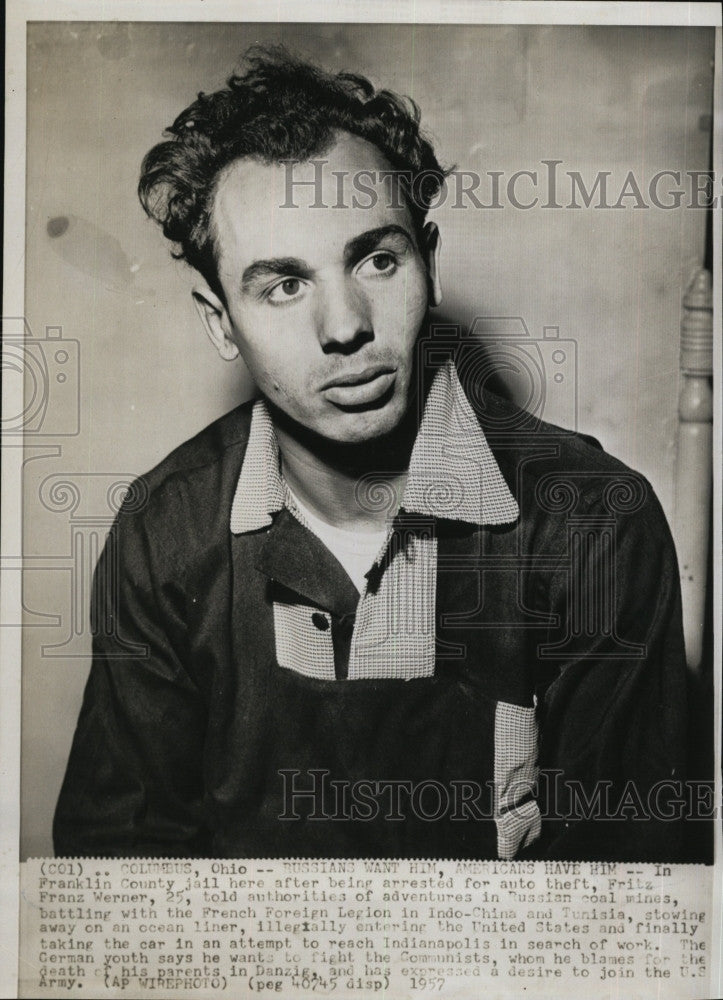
left=2, top=2, right=721, bottom=997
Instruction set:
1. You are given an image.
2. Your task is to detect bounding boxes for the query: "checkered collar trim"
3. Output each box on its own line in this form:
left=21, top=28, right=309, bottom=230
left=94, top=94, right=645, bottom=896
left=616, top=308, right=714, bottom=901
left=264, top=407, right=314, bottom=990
left=230, top=398, right=286, bottom=534
left=402, top=361, right=519, bottom=525
left=230, top=361, right=519, bottom=534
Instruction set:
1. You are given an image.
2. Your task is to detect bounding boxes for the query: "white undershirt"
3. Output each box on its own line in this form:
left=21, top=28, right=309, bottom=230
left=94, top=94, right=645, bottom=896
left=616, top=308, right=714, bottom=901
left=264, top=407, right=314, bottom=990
left=287, top=488, right=389, bottom=593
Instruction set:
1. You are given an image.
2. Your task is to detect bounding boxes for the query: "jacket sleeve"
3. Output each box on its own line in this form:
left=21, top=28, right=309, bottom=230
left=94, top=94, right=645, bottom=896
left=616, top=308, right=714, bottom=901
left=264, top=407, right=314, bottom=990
left=531, top=478, right=691, bottom=861
left=53, top=492, right=210, bottom=857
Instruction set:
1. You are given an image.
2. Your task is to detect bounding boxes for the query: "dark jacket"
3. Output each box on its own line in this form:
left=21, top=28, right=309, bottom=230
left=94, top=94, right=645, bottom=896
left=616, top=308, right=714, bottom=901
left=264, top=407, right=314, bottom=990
left=54, top=389, right=690, bottom=861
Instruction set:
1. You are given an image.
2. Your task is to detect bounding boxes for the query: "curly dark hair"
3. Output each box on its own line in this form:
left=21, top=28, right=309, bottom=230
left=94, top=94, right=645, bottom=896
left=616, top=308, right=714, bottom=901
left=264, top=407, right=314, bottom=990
left=138, top=45, right=449, bottom=301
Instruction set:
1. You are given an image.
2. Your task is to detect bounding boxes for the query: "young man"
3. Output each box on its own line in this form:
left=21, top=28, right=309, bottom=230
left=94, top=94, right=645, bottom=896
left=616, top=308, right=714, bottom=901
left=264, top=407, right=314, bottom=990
left=54, top=47, right=688, bottom=861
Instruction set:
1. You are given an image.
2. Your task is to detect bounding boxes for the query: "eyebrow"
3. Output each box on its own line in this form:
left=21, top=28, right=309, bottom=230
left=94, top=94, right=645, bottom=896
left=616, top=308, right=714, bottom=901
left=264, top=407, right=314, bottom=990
left=241, top=257, right=312, bottom=293
left=240, top=224, right=415, bottom=294
left=342, top=224, right=415, bottom=265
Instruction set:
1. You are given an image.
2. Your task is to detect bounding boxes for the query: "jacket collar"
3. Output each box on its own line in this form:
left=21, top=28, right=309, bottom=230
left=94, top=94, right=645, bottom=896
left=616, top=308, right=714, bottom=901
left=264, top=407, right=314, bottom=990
left=230, top=360, right=519, bottom=535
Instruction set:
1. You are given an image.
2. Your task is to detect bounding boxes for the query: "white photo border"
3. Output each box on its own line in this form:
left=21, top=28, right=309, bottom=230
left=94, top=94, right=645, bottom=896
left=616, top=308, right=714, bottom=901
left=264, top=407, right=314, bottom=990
left=3, top=3, right=722, bottom=998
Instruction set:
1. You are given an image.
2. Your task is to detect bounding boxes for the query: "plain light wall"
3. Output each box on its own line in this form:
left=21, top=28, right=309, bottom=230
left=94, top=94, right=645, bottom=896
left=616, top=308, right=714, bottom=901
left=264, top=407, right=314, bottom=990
left=20, top=22, right=714, bottom=858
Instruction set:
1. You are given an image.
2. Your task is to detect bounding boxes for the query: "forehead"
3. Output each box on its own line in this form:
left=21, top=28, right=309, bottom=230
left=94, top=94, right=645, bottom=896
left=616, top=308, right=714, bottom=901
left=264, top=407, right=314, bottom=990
left=210, top=133, right=416, bottom=270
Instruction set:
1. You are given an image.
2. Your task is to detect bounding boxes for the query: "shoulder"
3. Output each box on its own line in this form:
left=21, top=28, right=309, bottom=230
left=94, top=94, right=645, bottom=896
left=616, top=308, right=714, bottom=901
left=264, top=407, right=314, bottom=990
left=476, top=389, right=672, bottom=543
left=137, top=399, right=253, bottom=494
left=477, top=387, right=644, bottom=485
left=115, top=399, right=254, bottom=542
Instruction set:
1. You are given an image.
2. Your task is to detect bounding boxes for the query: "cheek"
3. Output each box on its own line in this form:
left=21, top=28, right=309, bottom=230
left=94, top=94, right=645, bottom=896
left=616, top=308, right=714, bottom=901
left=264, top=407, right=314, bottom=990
left=378, top=270, right=428, bottom=332
left=229, top=307, right=299, bottom=386
left=241, top=337, right=312, bottom=402
left=246, top=349, right=287, bottom=390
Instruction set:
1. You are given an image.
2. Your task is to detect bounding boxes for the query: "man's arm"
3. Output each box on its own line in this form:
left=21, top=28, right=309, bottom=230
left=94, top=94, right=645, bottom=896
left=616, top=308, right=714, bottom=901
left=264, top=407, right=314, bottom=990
left=53, top=494, right=209, bottom=857
left=532, top=478, right=691, bottom=861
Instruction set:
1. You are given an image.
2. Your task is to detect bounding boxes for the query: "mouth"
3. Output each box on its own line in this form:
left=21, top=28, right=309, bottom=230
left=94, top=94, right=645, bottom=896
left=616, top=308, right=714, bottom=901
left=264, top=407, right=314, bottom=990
left=322, top=366, right=397, bottom=409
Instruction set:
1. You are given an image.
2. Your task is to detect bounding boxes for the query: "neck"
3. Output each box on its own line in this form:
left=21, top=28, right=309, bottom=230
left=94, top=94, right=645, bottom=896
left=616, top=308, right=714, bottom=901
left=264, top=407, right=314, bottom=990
left=270, top=386, right=428, bottom=532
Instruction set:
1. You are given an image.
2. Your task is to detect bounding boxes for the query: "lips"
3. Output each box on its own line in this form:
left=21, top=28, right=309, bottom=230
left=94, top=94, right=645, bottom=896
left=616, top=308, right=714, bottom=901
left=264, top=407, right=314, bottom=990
left=322, top=365, right=396, bottom=389
left=322, top=366, right=397, bottom=408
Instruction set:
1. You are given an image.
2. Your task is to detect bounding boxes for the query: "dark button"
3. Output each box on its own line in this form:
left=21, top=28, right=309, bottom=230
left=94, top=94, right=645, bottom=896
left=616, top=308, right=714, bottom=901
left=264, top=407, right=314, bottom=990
left=311, top=612, right=329, bottom=631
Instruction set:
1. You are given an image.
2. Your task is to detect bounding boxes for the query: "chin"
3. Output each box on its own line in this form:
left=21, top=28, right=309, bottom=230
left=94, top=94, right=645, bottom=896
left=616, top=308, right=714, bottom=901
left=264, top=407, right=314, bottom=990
left=325, top=405, right=406, bottom=445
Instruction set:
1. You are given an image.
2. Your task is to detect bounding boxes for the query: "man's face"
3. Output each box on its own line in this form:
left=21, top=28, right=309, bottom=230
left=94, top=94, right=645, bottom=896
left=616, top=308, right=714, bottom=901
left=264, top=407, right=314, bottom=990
left=196, top=133, right=441, bottom=443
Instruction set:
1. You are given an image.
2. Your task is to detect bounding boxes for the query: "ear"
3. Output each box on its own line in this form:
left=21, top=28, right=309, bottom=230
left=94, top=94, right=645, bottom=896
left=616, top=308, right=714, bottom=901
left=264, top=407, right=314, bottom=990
left=421, top=222, right=442, bottom=307
left=192, top=284, right=240, bottom=361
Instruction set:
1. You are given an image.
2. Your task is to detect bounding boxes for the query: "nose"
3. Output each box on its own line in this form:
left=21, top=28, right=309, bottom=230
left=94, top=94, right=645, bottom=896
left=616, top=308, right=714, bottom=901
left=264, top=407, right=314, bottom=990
left=315, top=276, right=373, bottom=354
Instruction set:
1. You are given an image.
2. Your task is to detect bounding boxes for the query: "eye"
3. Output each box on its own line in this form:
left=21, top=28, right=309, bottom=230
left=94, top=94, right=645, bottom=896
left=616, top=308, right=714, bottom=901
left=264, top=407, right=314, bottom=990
left=358, top=251, right=398, bottom=277
left=267, top=277, right=306, bottom=305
